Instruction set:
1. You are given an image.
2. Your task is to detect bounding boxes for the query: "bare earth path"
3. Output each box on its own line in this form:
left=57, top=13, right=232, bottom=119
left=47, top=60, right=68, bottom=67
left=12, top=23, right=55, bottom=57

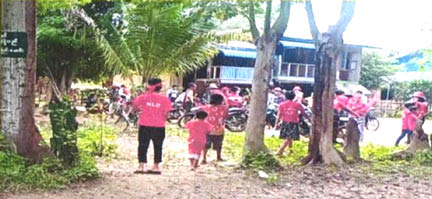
left=4, top=122, right=432, bottom=199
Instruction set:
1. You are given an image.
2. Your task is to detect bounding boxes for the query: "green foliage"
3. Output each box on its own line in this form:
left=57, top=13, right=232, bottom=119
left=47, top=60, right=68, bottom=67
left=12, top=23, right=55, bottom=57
left=391, top=80, right=432, bottom=102
left=49, top=97, right=79, bottom=166
left=96, top=1, right=219, bottom=79
left=0, top=151, right=98, bottom=191
left=361, top=143, right=401, bottom=161
left=77, top=125, right=118, bottom=158
left=242, top=151, right=281, bottom=172
left=414, top=150, right=432, bottom=165
left=37, top=9, right=108, bottom=87
left=359, top=52, right=395, bottom=90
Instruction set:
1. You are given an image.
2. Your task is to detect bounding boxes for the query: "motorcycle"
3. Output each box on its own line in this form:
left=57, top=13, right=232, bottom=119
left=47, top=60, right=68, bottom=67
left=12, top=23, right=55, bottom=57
left=167, top=102, right=184, bottom=124
left=177, top=106, right=248, bottom=133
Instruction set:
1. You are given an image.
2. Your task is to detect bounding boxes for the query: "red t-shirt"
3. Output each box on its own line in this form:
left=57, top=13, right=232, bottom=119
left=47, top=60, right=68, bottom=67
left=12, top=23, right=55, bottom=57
left=227, top=93, right=244, bottom=107
left=186, top=120, right=212, bottom=144
left=416, top=101, right=429, bottom=118
left=347, top=98, right=369, bottom=118
left=202, top=104, right=229, bottom=135
left=278, top=100, right=305, bottom=123
left=133, top=93, right=172, bottom=127
left=334, top=95, right=349, bottom=112
left=402, top=109, right=418, bottom=131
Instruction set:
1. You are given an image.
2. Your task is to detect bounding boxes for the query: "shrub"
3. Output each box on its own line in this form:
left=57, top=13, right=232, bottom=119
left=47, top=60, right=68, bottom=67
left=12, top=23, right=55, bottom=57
left=414, top=150, right=432, bottom=165
left=49, top=97, right=79, bottom=166
left=77, top=125, right=118, bottom=158
left=0, top=151, right=99, bottom=191
left=242, top=151, right=281, bottom=172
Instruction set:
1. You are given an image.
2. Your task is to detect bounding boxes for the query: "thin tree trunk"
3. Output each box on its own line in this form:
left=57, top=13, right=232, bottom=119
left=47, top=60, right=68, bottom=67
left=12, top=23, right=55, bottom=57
left=1, top=0, right=50, bottom=162
left=302, top=32, right=345, bottom=167
left=343, top=118, right=361, bottom=160
left=244, top=35, right=277, bottom=153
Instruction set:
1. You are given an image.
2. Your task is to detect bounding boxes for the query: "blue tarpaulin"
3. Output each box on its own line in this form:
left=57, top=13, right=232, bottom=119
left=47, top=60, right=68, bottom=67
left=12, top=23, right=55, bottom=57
left=280, top=41, right=315, bottom=49
left=219, top=49, right=257, bottom=59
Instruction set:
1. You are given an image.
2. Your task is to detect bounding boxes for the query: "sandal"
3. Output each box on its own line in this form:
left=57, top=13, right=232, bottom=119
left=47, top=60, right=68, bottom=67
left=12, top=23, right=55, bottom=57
left=134, top=170, right=147, bottom=174
left=148, top=170, right=162, bottom=175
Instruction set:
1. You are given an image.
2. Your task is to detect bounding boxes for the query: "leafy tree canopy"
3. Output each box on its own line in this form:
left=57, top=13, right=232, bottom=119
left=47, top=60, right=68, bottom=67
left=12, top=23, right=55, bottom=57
left=359, top=51, right=396, bottom=90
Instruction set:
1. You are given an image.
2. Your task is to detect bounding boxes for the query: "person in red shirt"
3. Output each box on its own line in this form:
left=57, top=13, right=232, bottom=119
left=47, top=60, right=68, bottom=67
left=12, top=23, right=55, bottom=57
left=201, top=94, right=229, bottom=164
left=333, top=90, right=359, bottom=143
left=275, top=91, right=311, bottom=156
left=227, top=87, right=244, bottom=108
left=411, top=91, right=429, bottom=124
left=346, top=91, right=370, bottom=140
left=133, top=78, right=172, bottom=174
left=395, top=102, right=419, bottom=146
left=186, top=111, right=212, bottom=170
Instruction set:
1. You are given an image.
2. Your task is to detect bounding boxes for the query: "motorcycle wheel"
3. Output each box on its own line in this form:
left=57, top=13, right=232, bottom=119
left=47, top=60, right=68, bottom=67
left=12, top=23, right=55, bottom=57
left=177, top=114, right=194, bottom=128
left=167, top=109, right=183, bottom=124
left=226, top=113, right=247, bottom=133
left=366, top=117, right=380, bottom=131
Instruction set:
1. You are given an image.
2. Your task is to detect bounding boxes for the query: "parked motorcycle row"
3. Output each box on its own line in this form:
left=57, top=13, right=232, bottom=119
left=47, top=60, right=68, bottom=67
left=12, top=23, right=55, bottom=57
left=99, top=88, right=379, bottom=135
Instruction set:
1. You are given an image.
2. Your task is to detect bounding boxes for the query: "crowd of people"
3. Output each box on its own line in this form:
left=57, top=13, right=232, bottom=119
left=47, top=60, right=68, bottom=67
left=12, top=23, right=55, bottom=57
left=97, top=77, right=429, bottom=173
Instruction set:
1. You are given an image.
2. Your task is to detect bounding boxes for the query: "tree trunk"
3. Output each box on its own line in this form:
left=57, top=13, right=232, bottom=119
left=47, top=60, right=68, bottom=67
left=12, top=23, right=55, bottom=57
left=302, top=31, right=345, bottom=167
left=406, top=121, right=430, bottom=154
left=1, top=0, right=50, bottom=162
left=244, top=35, right=278, bottom=153
left=343, top=118, right=361, bottom=160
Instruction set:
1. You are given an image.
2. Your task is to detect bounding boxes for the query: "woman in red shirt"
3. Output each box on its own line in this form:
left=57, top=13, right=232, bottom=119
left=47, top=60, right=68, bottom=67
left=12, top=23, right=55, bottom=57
left=411, top=91, right=428, bottom=124
left=275, top=91, right=311, bottom=156
left=133, top=78, right=172, bottom=174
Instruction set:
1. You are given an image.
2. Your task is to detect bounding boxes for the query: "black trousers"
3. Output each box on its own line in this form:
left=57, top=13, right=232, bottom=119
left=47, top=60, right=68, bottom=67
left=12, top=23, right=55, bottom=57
left=138, top=126, right=166, bottom=163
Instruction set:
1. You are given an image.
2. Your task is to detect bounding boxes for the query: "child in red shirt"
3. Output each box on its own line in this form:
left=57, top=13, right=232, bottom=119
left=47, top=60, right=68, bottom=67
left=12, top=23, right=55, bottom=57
left=186, top=111, right=212, bottom=170
left=201, top=94, right=229, bottom=164
left=395, top=102, right=419, bottom=146
left=275, top=91, right=311, bottom=156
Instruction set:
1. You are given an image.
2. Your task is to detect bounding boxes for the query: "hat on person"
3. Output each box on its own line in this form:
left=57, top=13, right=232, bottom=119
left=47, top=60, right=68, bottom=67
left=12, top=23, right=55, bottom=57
left=412, top=91, right=426, bottom=99
left=274, top=87, right=282, bottom=92
left=209, top=83, right=218, bottom=89
left=293, top=86, right=302, bottom=91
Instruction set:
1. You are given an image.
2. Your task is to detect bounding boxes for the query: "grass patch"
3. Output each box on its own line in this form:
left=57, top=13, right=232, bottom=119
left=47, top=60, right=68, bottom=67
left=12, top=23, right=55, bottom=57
left=0, top=152, right=98, bottom=192
left=0, top=124, right=119, bottom=192
left=41, top=124, right=119, bottom=158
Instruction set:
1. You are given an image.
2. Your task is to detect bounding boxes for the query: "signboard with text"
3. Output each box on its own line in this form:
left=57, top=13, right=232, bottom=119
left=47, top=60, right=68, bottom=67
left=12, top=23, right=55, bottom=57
left=1, top=32, right=28, bottom=58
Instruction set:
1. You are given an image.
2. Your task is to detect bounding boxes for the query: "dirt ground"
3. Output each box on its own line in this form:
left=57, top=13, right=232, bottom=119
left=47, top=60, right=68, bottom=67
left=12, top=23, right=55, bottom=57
left=4, top=116, right=432, bottom=199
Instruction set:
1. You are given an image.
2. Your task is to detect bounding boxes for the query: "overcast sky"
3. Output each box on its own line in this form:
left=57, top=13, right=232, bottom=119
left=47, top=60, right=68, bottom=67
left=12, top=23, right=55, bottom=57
left=284, top=0, right=432, bottom=54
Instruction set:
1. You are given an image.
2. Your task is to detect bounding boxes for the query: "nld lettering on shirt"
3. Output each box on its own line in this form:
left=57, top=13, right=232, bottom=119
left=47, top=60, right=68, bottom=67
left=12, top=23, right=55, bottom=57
left=146, top=102, right=161, bottom=108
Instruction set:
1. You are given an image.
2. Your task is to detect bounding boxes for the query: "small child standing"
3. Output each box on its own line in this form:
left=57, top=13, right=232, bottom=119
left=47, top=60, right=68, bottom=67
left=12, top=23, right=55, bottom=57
left=186, top=111, right=212, bottom=170
left=275, top=91, right=311, bottom=156
left=395, top=102, right=419, bottom=146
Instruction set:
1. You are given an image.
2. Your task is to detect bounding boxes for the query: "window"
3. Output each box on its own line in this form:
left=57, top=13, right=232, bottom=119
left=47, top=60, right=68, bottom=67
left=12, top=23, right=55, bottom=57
left=299, top=64, right=306, bottom=77
left=289, top=64, right=298, bottom=76
left=280, top=63, right=289, bottom=76
left=307, top=65, right=315, bottom=77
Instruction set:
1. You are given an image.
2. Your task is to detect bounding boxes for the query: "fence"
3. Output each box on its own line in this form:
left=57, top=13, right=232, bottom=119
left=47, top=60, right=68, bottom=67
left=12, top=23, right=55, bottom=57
left=374, top=100, right=405, bottom=117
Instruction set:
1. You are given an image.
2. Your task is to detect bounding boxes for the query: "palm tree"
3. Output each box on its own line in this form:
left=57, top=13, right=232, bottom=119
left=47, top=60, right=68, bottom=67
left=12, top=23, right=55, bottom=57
left=99, top=2, right=219, bottom=83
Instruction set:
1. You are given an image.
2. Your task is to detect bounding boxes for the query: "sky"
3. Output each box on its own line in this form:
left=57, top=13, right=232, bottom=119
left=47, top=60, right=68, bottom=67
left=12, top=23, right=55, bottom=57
left=284, top=0, right=432, bottom=54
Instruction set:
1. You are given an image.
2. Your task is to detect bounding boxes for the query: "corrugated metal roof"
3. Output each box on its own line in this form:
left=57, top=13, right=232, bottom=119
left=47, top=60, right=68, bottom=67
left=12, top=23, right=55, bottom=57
left=219, top=49, right=257, bottom=59
left=384, top=71, right=432, bottom=82
left=280, top=41, right=315, bottom=49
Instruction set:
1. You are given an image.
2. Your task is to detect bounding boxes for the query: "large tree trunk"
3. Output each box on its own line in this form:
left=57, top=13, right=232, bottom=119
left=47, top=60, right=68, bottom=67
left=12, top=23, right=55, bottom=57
left=244, top=35, right=278, bottom=153
left=1, top=0, right=50, bottom=162
left=343, top=118, right=361, bottom=160
left=302, top=31, right=345, bottom=167
left=406, top=121, right=430, bottom=154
